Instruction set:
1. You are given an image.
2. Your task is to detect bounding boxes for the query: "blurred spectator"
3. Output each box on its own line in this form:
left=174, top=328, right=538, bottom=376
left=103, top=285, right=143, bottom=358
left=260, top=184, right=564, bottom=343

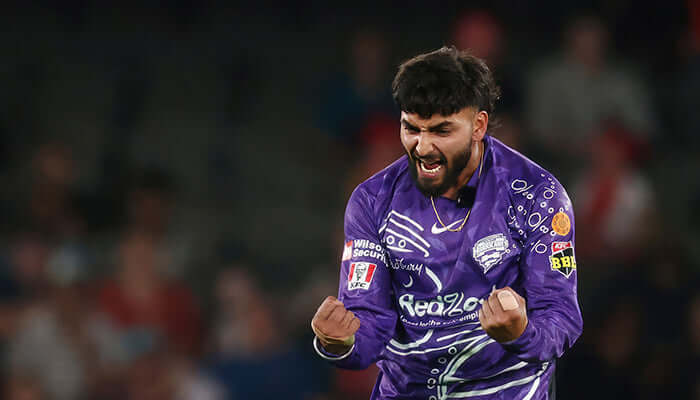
left=98, top=231, right=202, bottom=358
left=210, top=267, right=276, bottom=357
left=207, top=266, right=327, bottom=399
left=121, top=351, right=224, bottom=400
left=123, top=352, right=173, bottom=400
left=285, top=263, right=338, bottom=339
left=571, top=124, right=653, bottom=267
left=125, top=169, right=176, bottom=239
left=345, top=113, right=402, bottom=191
left=330, top=366, right=381, bottom=400
left=8, top=143, right=86, bottom=239
left=317, top=28, right=395, bottom=146
left=6, top=244, right=122, bottom=400
left=559, top=296, right=645, bottom=400
left=169, top=356, right=225, bottom=400
left=3, top=374, right=45, bottom=400
left=121, top=167, right=195, bottom=278
left=6, top=234, right=51, bottom=302
left=526, top=15, right=654, bottom=176
left=490, top=113, right=523, bottom=150
left=636, top=242, right=692, bottom=347
left=451, top=10, right=523, bottom=115
left=451, top=11, right=525, bottom=151
left=454, top=10, right=525, bottom=138
left=452, top=10, right=503, bottom=65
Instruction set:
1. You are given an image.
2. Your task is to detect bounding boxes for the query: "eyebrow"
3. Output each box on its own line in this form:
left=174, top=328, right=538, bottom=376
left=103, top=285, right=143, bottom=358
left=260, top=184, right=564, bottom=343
left=401, top=119, right=454, bottom=132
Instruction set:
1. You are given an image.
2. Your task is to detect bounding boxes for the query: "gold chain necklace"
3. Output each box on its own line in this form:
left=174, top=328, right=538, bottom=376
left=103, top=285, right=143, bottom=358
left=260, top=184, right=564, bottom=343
left=430, top=142, right=484, bottom=233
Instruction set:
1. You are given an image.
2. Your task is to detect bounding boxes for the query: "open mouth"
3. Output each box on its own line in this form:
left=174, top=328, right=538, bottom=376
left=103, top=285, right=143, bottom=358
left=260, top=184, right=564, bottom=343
left=418, top=160, right=443, bottom=175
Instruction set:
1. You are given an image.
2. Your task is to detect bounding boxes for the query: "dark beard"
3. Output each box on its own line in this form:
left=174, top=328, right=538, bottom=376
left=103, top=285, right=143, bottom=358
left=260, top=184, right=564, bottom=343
left=406, top=147, right=471, bottom=197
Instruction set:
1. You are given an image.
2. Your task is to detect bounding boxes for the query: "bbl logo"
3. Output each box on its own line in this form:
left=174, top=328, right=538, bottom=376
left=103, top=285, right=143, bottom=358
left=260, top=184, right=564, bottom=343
left=549, top=241, right=577, bottom=278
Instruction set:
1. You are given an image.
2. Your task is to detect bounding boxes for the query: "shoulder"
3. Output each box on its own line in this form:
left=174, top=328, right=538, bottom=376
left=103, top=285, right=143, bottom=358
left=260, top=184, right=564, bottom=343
left=349, top=156, right=409, bottom=209
left=346, top=156, right=410, bottom=231
left=488, top=137, right=575, bottom=242
left=354, top=155, right=408, bottom=196
left=488, top=135, right=572, bottom=208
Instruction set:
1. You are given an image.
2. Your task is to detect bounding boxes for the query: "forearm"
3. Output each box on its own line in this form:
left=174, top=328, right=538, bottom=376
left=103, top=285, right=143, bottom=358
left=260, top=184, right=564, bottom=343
left=501, top=310, right=582, bottom=363
left=314, top=308, right=394, bottom=370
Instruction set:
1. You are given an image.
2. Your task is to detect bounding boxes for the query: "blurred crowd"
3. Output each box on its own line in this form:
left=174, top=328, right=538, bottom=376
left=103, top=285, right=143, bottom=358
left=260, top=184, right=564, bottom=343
left=0, top=1, right=699, bottom=399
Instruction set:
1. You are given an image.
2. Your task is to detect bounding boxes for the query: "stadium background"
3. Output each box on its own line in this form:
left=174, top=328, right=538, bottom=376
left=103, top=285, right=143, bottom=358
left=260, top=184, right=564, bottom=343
left=0, top=1, right=698, bottom=399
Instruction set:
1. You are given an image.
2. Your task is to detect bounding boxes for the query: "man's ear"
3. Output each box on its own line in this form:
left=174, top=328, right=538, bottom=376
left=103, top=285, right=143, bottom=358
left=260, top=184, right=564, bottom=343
left=473, top=110, right=489, bottom=141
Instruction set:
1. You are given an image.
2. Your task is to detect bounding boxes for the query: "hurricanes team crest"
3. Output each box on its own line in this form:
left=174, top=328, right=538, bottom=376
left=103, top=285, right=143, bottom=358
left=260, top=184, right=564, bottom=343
left=473, top=233, right=509, bottom=273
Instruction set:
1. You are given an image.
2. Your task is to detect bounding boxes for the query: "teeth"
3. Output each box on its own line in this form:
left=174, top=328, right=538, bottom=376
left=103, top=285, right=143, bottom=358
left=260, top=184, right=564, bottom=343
left=420, top=161, right=441, bottom=173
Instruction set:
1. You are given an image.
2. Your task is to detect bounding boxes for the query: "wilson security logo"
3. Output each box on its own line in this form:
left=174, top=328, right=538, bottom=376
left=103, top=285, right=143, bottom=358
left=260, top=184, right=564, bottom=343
left=351, top=239, right=387, bottom=263
left=348, top=262, right=377, bottom=290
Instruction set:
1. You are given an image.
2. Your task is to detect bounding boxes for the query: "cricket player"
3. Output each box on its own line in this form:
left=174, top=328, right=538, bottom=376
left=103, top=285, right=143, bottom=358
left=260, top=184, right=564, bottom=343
left=311, top=46, right=582, bottom=399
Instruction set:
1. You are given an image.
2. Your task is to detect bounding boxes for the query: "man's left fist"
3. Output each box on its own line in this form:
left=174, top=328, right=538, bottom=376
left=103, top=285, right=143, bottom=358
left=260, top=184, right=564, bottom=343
left=478, top=287, right=528, bottom=343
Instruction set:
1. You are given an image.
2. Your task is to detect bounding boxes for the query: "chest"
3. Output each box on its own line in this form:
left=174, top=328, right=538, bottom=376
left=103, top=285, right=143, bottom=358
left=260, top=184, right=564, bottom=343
left=378, top=192, right=523, bottom=326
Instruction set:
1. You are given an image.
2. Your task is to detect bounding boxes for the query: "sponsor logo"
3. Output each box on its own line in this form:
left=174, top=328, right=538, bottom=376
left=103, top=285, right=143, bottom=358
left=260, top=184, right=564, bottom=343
left=551, top=212, right=571, bottom=236
left=398, top=291, right=485, bottom=318
left=342, top=241, right=353, bottom=261
left=351, top=239, right=387, bottom=263
left=549, top=241, right=577, bottom=278
left=431, top=220, right=462, bottom=234
left=348, top=262, right=377, bottom=290
left=389, top=257, right=424, bottom=275
left=472, top=233, right=509, bottom=273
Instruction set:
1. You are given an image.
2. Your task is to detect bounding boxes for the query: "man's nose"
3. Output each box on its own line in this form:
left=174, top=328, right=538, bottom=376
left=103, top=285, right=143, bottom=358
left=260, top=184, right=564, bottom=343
left=415, top=133, right=434, bottom=157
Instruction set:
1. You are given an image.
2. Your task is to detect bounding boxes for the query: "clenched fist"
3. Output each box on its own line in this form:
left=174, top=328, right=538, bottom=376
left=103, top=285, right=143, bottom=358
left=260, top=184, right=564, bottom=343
left=311, top=296, right=361, bottom=355
left=478, top=287, right=528, bottom=343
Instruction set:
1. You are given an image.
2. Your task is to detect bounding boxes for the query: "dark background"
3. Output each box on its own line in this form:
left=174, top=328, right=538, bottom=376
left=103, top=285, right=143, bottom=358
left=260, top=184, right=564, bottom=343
left=0, top=1, right=698, bottom=399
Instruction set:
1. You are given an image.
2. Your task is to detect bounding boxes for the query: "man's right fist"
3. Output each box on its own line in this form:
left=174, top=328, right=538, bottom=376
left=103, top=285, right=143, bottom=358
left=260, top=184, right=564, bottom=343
left=311, top=296, right=361, bottom=355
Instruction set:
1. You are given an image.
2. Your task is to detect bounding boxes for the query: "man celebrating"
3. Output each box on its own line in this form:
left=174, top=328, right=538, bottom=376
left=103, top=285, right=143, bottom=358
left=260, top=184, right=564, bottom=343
left=312, top=47, right=582, bottom=399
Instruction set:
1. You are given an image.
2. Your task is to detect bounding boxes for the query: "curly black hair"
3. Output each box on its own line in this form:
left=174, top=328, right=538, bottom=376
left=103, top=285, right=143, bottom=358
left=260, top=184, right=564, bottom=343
left=392, top=46, right=500, bottom=119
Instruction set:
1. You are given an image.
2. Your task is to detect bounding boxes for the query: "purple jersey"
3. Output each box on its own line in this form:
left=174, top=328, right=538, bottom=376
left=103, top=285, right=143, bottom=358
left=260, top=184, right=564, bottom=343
left=314, top=135, right=583, bottom=399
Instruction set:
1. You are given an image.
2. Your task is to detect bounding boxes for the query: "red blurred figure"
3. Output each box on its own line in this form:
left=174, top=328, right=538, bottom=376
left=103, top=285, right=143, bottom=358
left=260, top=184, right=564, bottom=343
left=212, top=267, right=278, bottom=356
left=452, top=11, right=503, bottom=64
left=4, top=375, right=45, bottom=400
left=98, top=231, right=202, bottom=356
left=451, top=10, right=524, bottom=150
left=572, top=123, right=653, bottom=265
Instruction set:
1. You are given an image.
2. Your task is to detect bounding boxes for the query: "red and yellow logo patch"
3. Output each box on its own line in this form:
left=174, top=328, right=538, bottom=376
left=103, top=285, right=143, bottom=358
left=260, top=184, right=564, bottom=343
left=348, top=262, right=377, bottom=290
left=549, top=241, right=577, bottom=278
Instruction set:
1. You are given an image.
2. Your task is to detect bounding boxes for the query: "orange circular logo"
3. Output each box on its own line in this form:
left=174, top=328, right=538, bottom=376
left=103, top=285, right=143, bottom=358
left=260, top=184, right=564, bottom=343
left=552, top=212, right=571, bottom=236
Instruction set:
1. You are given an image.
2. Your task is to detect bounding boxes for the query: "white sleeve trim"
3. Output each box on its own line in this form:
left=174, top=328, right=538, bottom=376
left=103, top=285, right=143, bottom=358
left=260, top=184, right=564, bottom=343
left=313, top=336, right=355, bottom=361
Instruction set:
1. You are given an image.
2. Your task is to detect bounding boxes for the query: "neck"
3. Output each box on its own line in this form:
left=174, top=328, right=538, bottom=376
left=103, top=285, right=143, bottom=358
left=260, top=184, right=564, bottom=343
left=442, top=139, right=483, bottom=200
